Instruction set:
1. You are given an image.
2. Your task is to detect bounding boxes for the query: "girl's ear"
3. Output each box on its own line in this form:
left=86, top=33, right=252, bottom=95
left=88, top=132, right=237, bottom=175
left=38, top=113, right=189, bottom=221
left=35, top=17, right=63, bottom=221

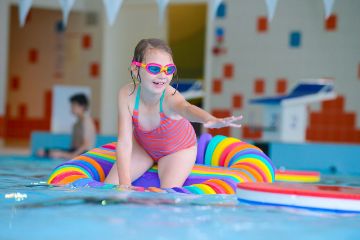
left=130, top=64, right=138, bottom=74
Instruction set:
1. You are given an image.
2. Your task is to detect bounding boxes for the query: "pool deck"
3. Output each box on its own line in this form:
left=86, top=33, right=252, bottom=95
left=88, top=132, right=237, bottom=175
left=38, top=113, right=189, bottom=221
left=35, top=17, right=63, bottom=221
left=0, top=146, right=29, bottom=156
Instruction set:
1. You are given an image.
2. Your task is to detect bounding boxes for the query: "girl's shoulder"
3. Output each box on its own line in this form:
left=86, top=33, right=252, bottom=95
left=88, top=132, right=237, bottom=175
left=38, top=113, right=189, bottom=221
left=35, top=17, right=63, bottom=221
left=164, top=85, right=185, bottom=102
left=118, top=83, right=138, bottom=112
left=163, top=85, right=186, bottom=113
left=119, top=83, right=137, bottom=96
left=118, top=83, right=139, bottom=103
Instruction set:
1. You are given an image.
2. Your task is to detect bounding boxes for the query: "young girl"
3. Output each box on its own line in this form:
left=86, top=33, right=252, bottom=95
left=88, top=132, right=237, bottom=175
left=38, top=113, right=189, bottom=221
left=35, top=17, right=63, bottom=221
left=105, top=38, right=242, bottom=189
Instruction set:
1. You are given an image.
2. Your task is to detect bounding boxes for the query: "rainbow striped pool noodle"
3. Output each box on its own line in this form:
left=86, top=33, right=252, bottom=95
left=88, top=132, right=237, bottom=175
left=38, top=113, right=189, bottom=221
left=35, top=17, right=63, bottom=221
left=48, top=135, right=275, bottom=194
left=179, top=135, right=275, bottom=194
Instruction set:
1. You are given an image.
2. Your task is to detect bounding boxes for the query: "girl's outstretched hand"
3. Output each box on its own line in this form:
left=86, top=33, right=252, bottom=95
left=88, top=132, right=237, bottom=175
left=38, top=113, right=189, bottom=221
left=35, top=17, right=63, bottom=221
left=204, top=115, right=243, bottom=129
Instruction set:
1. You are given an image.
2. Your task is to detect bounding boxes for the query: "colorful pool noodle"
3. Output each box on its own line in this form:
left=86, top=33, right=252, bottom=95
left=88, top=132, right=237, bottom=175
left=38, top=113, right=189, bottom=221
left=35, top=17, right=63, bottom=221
left=48, top=134, right=276, bottom=194
left=198, top=134, right=320, bottom=183
left=275, top=169, right=320, bottom=183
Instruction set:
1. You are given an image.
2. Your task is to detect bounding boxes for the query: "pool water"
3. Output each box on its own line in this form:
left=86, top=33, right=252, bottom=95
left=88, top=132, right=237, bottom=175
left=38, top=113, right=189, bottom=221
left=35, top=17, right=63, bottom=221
left=1, top=156, right=360, bottom=240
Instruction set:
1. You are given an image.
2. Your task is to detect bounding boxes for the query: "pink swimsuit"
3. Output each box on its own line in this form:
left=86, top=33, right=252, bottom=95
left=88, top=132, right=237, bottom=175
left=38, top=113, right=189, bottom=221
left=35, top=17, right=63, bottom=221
left=132, top=86, right=197, bottom=161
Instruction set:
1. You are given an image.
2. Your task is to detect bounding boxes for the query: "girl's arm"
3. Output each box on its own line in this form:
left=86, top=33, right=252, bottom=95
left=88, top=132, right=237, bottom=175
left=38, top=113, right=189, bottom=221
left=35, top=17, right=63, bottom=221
left=168, top=87, right=242, bottom=128
left=171, top=92, right=215, bottom=123
left=115, top=86, right=134, bottom=186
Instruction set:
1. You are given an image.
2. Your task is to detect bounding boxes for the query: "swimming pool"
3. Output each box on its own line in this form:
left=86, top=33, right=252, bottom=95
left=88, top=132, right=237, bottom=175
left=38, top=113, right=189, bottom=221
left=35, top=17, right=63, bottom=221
left=1, top=155, right=360, bottom=240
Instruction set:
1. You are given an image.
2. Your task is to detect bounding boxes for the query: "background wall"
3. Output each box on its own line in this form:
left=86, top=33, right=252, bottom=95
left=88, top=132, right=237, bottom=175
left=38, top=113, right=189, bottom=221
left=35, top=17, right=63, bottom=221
left=4, top=5, right=102, bottom=143
left=168, top=3, right=206, bottom=79
left=207, top=0, right=360, bottom=144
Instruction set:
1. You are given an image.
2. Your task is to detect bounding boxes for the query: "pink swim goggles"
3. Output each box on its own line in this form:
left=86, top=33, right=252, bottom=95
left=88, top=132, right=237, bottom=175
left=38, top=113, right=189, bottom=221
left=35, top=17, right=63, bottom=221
left=132, top=61, right=177, bottom=76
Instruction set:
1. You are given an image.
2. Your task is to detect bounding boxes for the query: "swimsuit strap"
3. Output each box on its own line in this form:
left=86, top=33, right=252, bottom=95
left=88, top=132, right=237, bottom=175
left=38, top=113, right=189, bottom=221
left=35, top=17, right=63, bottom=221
left=159, top=89, right=165, bottom=113
left=134, top=85, right=141, bottom=111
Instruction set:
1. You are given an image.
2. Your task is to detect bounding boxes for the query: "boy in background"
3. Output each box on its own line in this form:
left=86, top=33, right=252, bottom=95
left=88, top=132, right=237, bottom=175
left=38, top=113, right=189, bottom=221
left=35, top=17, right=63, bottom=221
left=37, top=93, right=96, bottom=159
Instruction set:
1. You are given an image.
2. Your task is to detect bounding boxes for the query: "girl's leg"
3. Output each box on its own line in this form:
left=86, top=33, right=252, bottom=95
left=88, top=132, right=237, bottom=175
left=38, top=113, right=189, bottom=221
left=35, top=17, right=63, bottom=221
left=157, top=146, right=197, bottom=188
left=104, top=137, right=154, bottom=184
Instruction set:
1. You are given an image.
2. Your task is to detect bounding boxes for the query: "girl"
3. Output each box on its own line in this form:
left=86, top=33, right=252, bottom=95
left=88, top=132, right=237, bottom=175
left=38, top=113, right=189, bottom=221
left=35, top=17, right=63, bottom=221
left=105, top=38, right=242, bottom=188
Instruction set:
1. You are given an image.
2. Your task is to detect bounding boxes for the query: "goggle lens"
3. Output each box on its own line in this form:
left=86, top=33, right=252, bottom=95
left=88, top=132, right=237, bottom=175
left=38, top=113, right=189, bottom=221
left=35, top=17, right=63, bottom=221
left=166, top=65, right=176, bottom=75
left=147, top=65, right=162, bottom=74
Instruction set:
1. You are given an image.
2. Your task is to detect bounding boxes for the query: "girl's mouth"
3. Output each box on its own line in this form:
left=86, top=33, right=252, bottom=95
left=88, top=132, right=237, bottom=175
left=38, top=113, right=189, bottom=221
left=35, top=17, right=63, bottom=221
left=152, top=81, right=166, bottom=88
left=153, top=81, right=165, bottom=85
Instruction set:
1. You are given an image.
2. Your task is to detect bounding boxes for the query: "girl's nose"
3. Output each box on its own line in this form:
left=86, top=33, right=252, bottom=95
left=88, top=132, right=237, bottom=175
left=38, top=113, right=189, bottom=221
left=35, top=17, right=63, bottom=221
left=159, top=70, right=167, bottom=78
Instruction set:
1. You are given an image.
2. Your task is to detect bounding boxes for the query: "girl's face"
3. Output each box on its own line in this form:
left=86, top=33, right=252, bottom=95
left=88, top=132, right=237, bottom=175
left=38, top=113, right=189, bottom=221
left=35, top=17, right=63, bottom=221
left=134, top=48, right=175, bottom=94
